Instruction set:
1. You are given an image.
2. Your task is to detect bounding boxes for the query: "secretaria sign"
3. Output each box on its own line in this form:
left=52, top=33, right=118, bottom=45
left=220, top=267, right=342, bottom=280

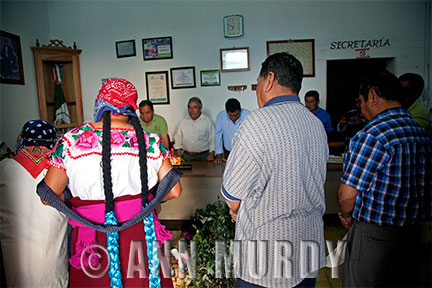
left=330, top=38, right=391, bottom=50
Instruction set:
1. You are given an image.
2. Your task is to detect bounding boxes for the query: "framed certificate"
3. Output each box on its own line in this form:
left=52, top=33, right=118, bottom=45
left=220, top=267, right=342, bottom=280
left=220, top=47, right=250, bottom=72
left=200, top=70, right=220, bottom=87
left=145, top=71, right=170, bottom=104
left=266, top=39, right=315, bottom=77
left=115, top=40, right=136, bottom=58
left=142, top=36, right=173, bottom=60
left=170, top=66, right=196, bottom=89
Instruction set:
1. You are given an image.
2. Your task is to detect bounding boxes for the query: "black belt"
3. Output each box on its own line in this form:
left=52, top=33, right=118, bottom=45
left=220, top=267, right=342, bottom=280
left=183, top=150, right=209, bottom=156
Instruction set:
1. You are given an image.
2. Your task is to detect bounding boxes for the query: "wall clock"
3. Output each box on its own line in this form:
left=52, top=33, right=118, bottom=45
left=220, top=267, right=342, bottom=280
left=223, top=15, right=244, bottom=38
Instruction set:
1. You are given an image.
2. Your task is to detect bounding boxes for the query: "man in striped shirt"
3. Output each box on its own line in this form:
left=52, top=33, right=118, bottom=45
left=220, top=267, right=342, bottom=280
left=222, top=53, right=328, bottom=287
left=337, top=71, right=431, bottom=287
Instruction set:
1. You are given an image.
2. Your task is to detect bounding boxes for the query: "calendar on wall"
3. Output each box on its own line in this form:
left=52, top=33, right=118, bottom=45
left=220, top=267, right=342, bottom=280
left=266, top=39, right=315, bottom=77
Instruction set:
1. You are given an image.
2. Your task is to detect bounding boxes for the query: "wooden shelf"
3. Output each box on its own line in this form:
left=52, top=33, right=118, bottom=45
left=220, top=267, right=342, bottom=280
left=32, top=40, right=84, bottom=129
left=46, top=101, right=77, bottom=106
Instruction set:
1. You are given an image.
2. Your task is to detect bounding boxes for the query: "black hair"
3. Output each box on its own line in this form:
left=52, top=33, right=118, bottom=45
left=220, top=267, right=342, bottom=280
left=225, top=98, right=241, bottom=113
left=101, top=110, right=149, bottom=211
left=359, top=71, right=402, bottom=103
left=188, top=97, right=202, bottom=109
left=259, top=52, right=303, bottom=94
left=399, top=73, right=424, bottom=100
left=130, top=116, right=149, bottom=204
left=102, top=110, right=114, bottom=212
left=139, top=100, right=154, bottom=111
left=305, top=90, right=320, bottom=101
left=100, top=97, right=156, bottom=286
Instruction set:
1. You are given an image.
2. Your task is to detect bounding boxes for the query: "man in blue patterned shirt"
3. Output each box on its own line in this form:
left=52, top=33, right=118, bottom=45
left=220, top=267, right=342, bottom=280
left=337, top=71, right=431, bottom=287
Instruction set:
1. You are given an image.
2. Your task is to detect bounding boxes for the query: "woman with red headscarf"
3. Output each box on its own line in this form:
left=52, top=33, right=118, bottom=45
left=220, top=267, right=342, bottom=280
left=39, top=79, right=181, bottom=287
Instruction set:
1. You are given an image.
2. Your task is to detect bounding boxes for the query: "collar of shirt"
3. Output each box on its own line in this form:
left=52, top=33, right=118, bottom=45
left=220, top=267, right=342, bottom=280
left=223, top=109, right=248, bottom=125
left=366, top=107, right=407, bottom=128
left=263, top=95, right=299, bottom=107
left=186, top=113, right=203, bottom=121
left=314, top=106, right=324, bottom=115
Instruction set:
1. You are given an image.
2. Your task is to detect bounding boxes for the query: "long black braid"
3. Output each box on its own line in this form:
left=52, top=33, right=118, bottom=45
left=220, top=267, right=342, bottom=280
left=101, top=111, right=159, bottom=287
left=101, top=110, right=122, bottom=286
left=130, top=116, right=149, bottom=205
left=102, top=110, right=114, bottom=213
left=102, top=110, right=150, bottom=210
left=130, top=115, right=160, bottom=287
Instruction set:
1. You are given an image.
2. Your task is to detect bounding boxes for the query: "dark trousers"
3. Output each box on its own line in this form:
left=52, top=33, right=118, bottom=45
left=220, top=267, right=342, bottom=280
left=181, top=151, right=209, bottom=161
left=236, top=277, right=316, bottom=288
left=343, top=220, right=422, bottom=287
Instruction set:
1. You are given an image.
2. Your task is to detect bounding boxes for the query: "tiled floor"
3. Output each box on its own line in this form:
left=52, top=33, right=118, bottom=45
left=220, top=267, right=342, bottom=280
left=317, top=222, right=347, bottom=288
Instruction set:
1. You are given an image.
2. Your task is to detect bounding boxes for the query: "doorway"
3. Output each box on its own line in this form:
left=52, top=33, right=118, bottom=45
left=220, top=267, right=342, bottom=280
left=326, top=58, right=395, bottom=129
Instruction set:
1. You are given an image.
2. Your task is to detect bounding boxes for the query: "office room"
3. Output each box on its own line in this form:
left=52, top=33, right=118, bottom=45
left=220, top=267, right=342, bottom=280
left=1, top=1, right=431, bottom=287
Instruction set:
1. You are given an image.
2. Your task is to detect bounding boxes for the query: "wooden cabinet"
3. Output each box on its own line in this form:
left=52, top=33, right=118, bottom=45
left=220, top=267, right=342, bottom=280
left=32, top=40, right=83, bottom=129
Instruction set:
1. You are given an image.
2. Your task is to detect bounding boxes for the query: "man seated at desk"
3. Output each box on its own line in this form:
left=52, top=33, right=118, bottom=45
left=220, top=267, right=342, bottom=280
left=138, top=100, right=170, bottom=149
left=174, top=97, right=215, bottom=161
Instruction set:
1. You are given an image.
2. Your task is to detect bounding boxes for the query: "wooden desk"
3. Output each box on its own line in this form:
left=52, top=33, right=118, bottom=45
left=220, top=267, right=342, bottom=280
left=328, top=141, right=345, bottom=148
left=159, top=161, right=225, bottom=221
left=159, top=161, right=343, bottom=222
left=179, top=161, right=225, bottom=178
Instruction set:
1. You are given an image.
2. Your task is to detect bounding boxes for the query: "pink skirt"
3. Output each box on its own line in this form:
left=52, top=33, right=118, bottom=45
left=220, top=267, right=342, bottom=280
left=69, top=194, right=174, bottom=288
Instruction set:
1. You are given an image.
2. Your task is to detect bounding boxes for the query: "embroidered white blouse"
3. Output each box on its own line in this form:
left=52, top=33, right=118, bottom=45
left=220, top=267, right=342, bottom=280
left=49, top=123, right=168, bottom=200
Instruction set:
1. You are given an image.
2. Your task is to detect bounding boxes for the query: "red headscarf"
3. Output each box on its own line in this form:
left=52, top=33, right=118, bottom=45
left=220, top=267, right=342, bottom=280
left=93, top=78, right=138, bottom=121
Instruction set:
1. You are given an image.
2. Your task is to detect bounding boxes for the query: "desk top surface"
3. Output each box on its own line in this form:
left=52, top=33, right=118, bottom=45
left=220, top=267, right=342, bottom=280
left=176, top=161, right=342, bottom=178
left=178, top=161, right=226, bottom=177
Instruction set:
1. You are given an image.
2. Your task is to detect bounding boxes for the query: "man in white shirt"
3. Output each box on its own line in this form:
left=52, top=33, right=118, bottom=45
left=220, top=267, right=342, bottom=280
left=174, top=97, right=215, bottom=161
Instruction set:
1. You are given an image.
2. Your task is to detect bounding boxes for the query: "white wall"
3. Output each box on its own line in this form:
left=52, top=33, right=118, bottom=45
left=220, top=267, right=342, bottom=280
left=0, top=1, right=51, bottom=148
left=1, top=0, right=430, bottom=147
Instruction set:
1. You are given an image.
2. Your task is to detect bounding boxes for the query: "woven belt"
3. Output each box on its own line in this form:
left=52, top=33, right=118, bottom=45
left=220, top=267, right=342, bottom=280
left=36, top=168, right=182, bottom=233
left=184, top=150, right=209, bottom=156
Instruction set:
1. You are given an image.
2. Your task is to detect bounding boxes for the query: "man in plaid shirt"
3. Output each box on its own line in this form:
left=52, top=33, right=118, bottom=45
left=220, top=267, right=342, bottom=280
left=337, top=71, right=431, bottom=287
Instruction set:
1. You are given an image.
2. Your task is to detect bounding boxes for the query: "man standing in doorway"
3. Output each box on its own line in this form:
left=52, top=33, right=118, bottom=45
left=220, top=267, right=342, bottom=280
left=214, top=98, right=249, bottom=164
left=138, top=100, right=170, bottom=149
left=305, top=90, right=333, bottom=132
left=337, top=71, right=430, bottom=287
left=221, top=53, right=328, bottom=287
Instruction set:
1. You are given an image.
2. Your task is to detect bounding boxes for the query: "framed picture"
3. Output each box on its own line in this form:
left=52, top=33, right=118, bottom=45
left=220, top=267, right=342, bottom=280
left=200, top=70, right=220, bottom=87
left=115, top=40, right=136, bottom=58
left=220, top=47, right=250, bottom=72
left=142, top=36, right=173, bottom=60
left=145, top=71, right=170, bottom=104
left=170, top=66, right=196, bottom=89
left=0, top=30, right=25, bottom=84
left=266, top=39, right=315, bottom=77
